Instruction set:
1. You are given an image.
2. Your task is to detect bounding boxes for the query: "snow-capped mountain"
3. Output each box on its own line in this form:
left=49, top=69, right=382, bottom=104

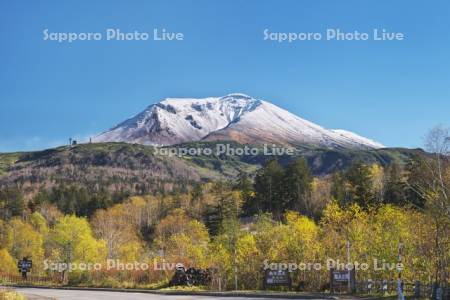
left=94, top=93, right=384, bottom=149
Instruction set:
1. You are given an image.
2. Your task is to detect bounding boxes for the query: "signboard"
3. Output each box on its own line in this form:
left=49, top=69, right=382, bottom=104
left=18, top=259, right=32, bottom=271
left=333, top=270, right=350, bottom=282
left=18, top=258, right=32, bottom=279
left=263, top=269, right=291, bottom=289
left=329, top=268, right=355, bottom=293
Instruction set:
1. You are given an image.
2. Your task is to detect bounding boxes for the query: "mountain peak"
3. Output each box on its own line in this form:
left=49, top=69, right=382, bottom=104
left=220, top=93, right=253, bottom=99
left=94, top=94, right=384, bottom=149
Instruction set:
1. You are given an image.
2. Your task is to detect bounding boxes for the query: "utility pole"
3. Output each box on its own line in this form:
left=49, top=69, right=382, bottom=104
left=347, top=240, right=351, bottom=293
left=397, top=241, right=404, bottom=300
left=230, top=220, right=238, bottom=291
left=398, top=241, right=403, bottom=278
left=234, top=246, right=238, bottom=290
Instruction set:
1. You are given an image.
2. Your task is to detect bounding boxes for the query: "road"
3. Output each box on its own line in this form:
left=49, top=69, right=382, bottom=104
left=14, top=288, right=330, bottom=300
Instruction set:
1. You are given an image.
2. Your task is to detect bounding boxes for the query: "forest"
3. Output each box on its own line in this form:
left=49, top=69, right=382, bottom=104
left=0, top=128, right=448, bottom=291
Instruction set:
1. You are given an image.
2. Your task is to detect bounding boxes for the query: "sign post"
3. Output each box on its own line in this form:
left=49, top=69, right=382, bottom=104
left=18, top=257, right=32, bottom=280
left=263, top=269, right=292, bottom=290
left=330, top=268, right=355, bottom=294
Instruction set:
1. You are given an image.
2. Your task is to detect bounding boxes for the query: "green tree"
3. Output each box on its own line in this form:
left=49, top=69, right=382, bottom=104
left=345, top=162, right=374, bottom=208
left=191, top=183, right=203, bottom=203
left=283, top=158, right=313, bottom=215
left=0, top=188, right=25, bottom=220
left=235, top=172, right=255, bottom=217
left=331, top=171, right=347, bottom=206
left=204, top=183, right=242, bottom=236
left=28, top=189, right=50, bottom=212
left=405, top=158, right=427, bottom=209
left=384, top=163, right=406, bottom=205
left=254, top=160, right=284, bottom=220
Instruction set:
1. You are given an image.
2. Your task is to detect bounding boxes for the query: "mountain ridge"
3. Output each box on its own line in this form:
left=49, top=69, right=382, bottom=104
left=0, top=142, right=424, bottom=200
left=94, top=93, right=384, bottom=149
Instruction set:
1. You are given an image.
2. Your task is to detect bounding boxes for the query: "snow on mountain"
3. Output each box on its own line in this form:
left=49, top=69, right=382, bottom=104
left=329, top=129, right=384, bottom=149
left=93, top=93, right=384, bottom=149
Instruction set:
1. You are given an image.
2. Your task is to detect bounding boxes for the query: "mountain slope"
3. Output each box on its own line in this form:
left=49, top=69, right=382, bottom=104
left=94, top=94, right=384, bottom=149
left=0, top=142, right=423, bottom=199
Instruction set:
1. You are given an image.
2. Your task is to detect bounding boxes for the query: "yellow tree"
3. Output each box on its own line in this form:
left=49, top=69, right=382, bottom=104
left=0, top=220, right=13, bottom=250
left=0, top=248, right=16, bottom=274
left=155, top=209, right=209, bottom=268
left=235, top=233, right=261, bottom=289
left=320, top=202, right=359, bottom=262
left=47, top=215, right=106, bottom=283
left=207, top=240, right=232, bottom=290
left=91, top=204, right=143, bottom=261
left=279, top=211, right=322, bottom=289
left=252, top=212, right=323, bottom=289
left=29, top=212, right=49, bottom=236
left=320, top=202, right=436, bottom=282
left=369, top=164, right=385, bottom=204
left=320, top=202, right=370, bottom=281
left=154, top=209, right=193, bottom=251
left=310, top=178, right=332, bottom=218
left=8, top=218, right=45, bottom=274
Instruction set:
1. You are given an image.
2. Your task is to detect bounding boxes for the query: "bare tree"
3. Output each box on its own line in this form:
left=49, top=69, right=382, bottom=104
left=408, top=125, right=450, bottom=284
left=422, top=126, right=450, bottom=220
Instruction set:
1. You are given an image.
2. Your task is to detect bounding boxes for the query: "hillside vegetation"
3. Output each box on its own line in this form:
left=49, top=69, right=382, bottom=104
left=0, top=142, right=424, bottom=203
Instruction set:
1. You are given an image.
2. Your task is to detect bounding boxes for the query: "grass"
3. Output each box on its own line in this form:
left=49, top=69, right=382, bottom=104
left=158, top=285, right=208, bottom=292
left=0, top=290, right=25, bottom=300
left=0, top=153, right=22, bottom=176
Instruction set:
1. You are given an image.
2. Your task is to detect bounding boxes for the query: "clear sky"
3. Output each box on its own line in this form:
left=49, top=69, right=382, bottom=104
left=0, top=0, right=449, bottom=152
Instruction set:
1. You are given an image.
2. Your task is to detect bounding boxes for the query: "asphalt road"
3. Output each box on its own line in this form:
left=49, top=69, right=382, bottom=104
left=14, top=288, right=329, bottom=300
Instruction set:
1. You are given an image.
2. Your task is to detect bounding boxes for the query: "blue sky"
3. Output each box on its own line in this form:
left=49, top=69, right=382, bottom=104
left=0, top=0, right=449, bottom=152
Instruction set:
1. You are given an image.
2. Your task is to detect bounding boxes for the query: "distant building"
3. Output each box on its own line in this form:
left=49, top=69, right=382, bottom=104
left=69, top=138, right=77, bottom=147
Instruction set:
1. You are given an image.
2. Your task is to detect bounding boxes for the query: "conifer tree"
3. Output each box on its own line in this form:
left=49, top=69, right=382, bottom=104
left=345, top=162, right=374, bottom=208
left=254, top=159, right=284, bottom=220
left=384, top=163, right=406, bottom=205
left=283, top=158, right=313, bottom=215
